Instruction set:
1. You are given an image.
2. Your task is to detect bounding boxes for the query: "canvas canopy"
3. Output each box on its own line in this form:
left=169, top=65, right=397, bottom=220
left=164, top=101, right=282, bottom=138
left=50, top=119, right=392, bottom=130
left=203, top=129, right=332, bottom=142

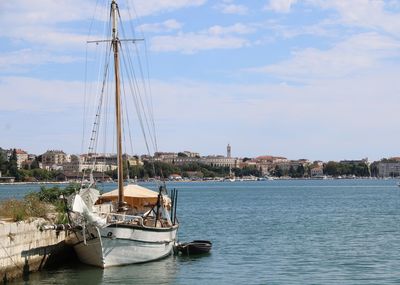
left=98, top=184, right=171, bottom=212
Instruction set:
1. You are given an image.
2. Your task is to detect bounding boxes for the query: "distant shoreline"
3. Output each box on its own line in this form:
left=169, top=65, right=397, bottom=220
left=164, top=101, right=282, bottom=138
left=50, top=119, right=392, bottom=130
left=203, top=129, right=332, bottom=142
left=0, top=176, right=398, bottom=186
left=0, top=181, right=70, bottom=186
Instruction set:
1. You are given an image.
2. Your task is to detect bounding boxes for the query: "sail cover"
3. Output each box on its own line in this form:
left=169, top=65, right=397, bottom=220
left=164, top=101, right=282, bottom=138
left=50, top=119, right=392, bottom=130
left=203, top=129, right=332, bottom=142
left=72, top=194, right=107, bottom=227
left=79, top=187, right=100, bottom=211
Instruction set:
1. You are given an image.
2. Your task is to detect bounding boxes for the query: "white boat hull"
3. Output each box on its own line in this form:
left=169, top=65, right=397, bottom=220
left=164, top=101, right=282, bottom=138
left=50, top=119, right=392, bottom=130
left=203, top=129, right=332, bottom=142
left=71, top=224, right=178, bottom=268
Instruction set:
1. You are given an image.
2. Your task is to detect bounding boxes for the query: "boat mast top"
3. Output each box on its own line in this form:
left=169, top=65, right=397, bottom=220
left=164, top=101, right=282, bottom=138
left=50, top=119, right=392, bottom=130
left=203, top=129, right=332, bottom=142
left=111, top=0, right=126, bottom=212
left=112, top=0, right=118, bottom=40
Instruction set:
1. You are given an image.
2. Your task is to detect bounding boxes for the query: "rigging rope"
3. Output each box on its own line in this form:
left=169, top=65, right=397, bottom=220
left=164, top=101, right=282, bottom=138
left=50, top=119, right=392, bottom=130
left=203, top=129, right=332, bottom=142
left=118, top=4, right=166, bottom=185
left=81, top=3, right=113, bottom=185
left=80, top=0, right=167, bottom=186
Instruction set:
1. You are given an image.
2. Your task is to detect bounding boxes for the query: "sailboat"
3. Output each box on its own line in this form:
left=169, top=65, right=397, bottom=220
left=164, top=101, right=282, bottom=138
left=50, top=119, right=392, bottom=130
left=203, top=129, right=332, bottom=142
left=66, top=0, right=179, bottom=268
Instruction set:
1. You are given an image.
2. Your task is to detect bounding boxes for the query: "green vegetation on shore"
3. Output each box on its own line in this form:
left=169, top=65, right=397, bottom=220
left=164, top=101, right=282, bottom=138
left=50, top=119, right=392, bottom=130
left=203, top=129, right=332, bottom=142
left=0, top=183, right=79, bottom=222
left=105, top=161, right=261, bottom=180
left=0, top=148, right=61, bottom=182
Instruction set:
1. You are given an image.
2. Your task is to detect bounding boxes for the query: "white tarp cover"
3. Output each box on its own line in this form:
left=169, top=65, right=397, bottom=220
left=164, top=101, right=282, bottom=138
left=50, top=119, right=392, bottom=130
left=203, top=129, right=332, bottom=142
left=72, top=194, right=107, bottom=227
left=79, top=187, right=100, bottom=211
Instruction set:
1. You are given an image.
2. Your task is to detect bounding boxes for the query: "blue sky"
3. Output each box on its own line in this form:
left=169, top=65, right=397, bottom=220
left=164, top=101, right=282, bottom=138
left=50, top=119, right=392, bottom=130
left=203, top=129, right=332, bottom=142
left=1, top=0, right=400, bottom=161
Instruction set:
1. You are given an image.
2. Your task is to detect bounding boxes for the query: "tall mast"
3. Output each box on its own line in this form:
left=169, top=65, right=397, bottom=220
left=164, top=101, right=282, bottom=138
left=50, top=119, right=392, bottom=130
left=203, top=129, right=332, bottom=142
left=111, top=0, right=125, bottom=211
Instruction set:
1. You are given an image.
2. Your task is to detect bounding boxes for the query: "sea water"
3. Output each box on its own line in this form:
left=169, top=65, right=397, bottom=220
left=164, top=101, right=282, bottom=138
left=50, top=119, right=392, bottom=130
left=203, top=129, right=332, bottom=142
left=3, top=179, right=400, bottom=284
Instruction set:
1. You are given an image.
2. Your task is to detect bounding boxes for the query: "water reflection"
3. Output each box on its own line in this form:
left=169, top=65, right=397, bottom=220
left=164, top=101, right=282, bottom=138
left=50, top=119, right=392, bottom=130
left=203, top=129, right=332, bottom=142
left=12, top=256, right=179, bottom=285
left=101, top=257, right=178, bottom=285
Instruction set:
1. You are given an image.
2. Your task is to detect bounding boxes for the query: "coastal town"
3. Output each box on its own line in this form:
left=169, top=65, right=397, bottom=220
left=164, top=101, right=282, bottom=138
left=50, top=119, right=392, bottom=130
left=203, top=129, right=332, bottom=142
left=0, top=144, right=399, bottom=183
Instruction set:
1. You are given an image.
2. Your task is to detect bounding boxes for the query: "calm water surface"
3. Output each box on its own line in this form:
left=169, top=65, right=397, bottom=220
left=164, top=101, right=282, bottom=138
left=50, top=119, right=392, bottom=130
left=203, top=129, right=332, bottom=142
left=3, top=179, right=400, bottom=284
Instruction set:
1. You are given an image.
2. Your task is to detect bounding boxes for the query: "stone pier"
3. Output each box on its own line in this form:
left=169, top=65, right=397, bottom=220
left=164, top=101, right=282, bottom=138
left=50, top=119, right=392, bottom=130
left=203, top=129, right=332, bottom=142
left=0, top=218, right=72, bottom=283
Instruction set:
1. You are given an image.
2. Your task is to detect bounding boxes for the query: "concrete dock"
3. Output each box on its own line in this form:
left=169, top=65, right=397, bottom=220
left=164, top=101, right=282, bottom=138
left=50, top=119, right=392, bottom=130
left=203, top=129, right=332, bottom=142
left=0, top=218, right=72, bottom=283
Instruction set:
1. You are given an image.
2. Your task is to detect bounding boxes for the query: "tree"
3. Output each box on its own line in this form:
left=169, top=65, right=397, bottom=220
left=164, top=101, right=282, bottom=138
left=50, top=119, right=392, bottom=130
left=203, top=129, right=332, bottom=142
left=296, top=164, right=305, bottom=178
left=30, top=158, right=40, bottom=169
left=235, top=166, right=261, bottom=177
left=0, top=150, right=7, bottom=174
left=273, top=165, right=283, bottom=177
left=370, top=162, right=378, bottom=177
left=8, top=149, right=19, bottom=180
left=32, top=168, right=51, bottom=181
left=288, top=165, right=296, bottom=177
left=324, top=161, right=340, bottom=176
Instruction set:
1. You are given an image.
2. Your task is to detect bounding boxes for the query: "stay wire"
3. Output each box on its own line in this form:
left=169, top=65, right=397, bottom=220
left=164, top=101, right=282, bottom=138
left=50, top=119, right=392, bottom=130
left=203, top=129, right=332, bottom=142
left=119, top=42, right=161, bottom=183
left=125, top=2, right=159, bottom=153
left=119, top=5, right=164, bottom=184
left=118, top=8, right=157, bottom=153
left=82, top=5, right=113, bottom=184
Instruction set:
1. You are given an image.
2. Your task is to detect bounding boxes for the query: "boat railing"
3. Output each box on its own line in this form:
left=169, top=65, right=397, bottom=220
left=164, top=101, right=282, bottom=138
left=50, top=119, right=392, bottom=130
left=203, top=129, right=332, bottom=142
left=94, top=211, right=174, bottom=229
left=97, top=212, right=144, bottom=226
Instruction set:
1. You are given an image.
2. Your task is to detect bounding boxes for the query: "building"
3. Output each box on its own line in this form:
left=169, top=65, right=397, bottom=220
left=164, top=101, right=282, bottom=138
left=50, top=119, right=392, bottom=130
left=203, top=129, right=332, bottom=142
left=6, top=149, right=28, bottom=169
left=276, top=159, right=310, bottom=172
left=251, top=155, right=288, bottom=176
left=55, top=171, right=112, bottom=182
left=62, top=160, right=117, bottom=173
left=154, top=152, right=177, bottom=160
left=62, top=154, right=121, bottom=172
left=0, top=171, right=15, bottom=183
left=169, top=156, right=201, bottom=165
left=377, top=161, right=400, bottom=177
left=21, top=153, right=38, bottom=170
left=181, top=151, right=200, bottom=158
left=340, top=158, right=369, bottom=165
left=201, top=155, right=237, bottom=168
left=15, top=149, right=28, bottom=169
left=310, top=166, right=324, bottom=177
left=227, top=144, right=231, bottom=158
left=41, top=150, right=68, bottom=170
left=127, top=155, right=143, bottom=167
left=154, top=151, right=200, bottom=165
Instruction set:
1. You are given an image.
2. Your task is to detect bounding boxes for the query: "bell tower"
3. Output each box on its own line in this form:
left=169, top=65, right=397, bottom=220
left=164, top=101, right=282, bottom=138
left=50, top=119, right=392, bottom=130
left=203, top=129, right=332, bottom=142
left=227, top=144, right=231, bottom=158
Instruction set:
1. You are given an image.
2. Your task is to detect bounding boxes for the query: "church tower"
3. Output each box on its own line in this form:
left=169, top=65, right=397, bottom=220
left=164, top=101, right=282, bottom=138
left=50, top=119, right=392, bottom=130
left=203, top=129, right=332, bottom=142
left=227, top=144, right=231, bottom=158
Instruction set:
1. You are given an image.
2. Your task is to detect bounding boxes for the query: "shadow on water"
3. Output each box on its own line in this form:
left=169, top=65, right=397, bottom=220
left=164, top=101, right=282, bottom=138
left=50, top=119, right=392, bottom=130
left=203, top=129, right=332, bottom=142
left=11, top=251, right=215, bottom=285
left=174, top=248, right=212, bottom=260
left=12, top=254, right=180, bottom=285
left=101, top=257, right=179, bottom=285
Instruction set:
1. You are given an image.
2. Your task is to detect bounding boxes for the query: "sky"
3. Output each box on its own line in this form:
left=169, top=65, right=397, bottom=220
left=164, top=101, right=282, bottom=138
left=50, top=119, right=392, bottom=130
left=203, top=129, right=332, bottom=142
left=1, top=0, right=400, bottom=162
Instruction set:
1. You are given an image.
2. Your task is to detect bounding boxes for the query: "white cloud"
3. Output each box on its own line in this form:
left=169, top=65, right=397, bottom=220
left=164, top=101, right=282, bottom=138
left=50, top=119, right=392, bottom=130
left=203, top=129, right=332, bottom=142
left=147, top=70, right=400, bottom=160
left=0, top=1, right=93, bottom=49
left=2, top=66, right=400, bottom=160
left=0, top=1, right=207, bottom=70
left=265, top=0, right=298, bottom=13
left=0, top=77, right=83, bottom=112
left=208, top=23, right=255, bottom=35
left=133, top=0, right=207, bottom=17
left=0, top=49, right=79, bottom=72
left=222, top=4, right=249, bottom=15
left=249, top=33, right=400, bottom=82
left=150, top=23, right=255, bottom=53
left=0, top=0, right=95, bottom=25
left=309, top=0, right=400, bottom=36
left=138, top=19, right=183, bottom=33
left=0, top=0, right=206, bottom=24
left=0, top=0, right=207, bottom=48
left=215, top=3, right=249, bottom=15
left=151, top=33, right=249, bottom=53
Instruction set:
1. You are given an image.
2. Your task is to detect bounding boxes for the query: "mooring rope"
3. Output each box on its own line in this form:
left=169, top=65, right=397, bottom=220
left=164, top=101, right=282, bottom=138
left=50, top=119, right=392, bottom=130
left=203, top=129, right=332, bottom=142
left=0, top=235, right=22, bottom=270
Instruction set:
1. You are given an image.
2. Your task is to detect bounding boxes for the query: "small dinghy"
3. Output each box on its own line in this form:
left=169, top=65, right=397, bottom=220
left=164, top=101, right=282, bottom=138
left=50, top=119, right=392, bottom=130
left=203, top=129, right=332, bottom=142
left=175, top=240, right=212, bottom=255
